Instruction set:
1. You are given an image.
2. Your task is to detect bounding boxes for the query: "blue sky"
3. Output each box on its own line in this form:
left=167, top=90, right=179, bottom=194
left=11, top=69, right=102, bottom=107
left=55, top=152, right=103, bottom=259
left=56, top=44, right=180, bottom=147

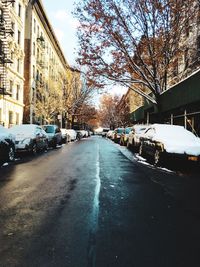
left=42, top=0, right=79, bottom=66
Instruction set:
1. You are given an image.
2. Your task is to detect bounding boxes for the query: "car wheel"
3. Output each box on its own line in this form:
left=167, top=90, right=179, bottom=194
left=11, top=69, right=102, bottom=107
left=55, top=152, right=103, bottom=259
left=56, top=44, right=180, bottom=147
left=32, top=143, right=37, bottom=155
left=139, top=144, right=145, bottom=157
left=8, top=146, right=15, bottom=162
left=44, top=141, right=48, bottom=151
left=52, top=141, right=57, bottom=149
left=127, top=141, right=130, bottom=148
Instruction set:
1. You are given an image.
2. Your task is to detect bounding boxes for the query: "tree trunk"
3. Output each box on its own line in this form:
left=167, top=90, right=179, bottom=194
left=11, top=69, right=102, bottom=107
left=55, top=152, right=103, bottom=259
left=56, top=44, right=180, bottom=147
left=71, top=115, right=75, bottom=129
left=155, top=94, right=163, bottom=123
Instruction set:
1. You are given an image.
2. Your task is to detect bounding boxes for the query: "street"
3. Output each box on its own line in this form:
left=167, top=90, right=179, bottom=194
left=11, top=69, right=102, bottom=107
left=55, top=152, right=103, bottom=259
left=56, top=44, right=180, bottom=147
left=0, top=136, right=200, bottom=267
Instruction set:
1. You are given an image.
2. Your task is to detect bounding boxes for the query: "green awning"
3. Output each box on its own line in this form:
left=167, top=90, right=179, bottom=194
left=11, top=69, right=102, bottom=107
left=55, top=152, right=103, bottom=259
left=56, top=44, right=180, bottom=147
left=160, top=70, right=200, bottom=112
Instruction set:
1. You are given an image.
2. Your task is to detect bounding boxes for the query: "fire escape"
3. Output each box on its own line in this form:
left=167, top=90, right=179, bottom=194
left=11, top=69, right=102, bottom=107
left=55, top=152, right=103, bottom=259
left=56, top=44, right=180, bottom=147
left=0, top=0, right=15, bottom=96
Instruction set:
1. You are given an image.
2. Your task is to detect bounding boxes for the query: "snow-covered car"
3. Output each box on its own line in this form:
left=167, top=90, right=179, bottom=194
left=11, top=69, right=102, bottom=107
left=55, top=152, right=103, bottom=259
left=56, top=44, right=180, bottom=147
left=79, top=130, right=87, bottom=138
left=106, top=130, right=114, bottom=139
left=9, top=124, right=48, bottom=154
left=65, top=129, right=77, bottom=141
left=60, top=128, right=70, bottom=143
left=120, top=127, right=132, bottom=146
left=127, top=125, right=149, bottom=151
left=43, top=125, right=62, bottom=148
left=139, top=124, right=200, bottom=165
left=113, top=128, right=125, bottom=143
left=0, top=125, right=15, bottom=166
left=101, top=128, right=110, bottom=137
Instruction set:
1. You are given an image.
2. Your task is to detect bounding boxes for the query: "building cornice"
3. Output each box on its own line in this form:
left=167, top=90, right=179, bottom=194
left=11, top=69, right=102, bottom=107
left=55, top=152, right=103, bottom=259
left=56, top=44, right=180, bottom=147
left=31, top=0, right=70, bottom=69
left=0, top=96, right=24, bottom=107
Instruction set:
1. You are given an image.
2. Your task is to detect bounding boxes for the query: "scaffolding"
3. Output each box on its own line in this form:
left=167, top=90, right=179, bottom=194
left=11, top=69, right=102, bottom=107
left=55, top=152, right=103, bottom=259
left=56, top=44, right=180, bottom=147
left=0, top=0, right=15, bottom=96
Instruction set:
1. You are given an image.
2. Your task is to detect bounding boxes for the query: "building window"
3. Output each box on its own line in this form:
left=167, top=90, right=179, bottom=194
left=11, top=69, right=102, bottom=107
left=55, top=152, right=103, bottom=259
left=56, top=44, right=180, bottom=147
left=0, top=40, right=3, bottom=54
left=17, top=30, right=21, bottom=45
left=16, top=85, right=20, bottom=100
left=11, top=52, right=14, bottom=61
left=36, top=70, right=39, bottom=81
left=9, top=111, right=14, bottom=127
left=33, top=65, right=35, bottom=79
left=17, top=59, right=20, bottom=73
left=33, top=42, right=35, bottom=55
left=18, top=4, right=21, bottom=17
left=11, top=22, right=15, bottom=36
left=16, top=113, right=19, bottom=125
left=9, top=80, right=13, bottom=97
left=9, top=111, right=14, bottom=126
left=0, top=8, right=3, bottom=23
left=37, top=25, right=39, bottom=38
left=12, top=2, right=15, bottom=8
left=34, top=19, right=36, bottom=33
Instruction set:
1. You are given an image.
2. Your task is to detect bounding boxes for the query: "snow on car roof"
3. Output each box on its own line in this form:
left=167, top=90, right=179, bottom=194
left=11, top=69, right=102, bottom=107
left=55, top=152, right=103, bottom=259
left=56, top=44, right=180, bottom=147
left=8, top=124, right=38, bottom=134
left=151, top=124, right=197, bottom=141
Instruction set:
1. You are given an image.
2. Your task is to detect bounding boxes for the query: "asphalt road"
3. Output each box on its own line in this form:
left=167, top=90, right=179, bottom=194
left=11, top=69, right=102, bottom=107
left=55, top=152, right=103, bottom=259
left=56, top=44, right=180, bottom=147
left=0, top=136, right=200, bottom=267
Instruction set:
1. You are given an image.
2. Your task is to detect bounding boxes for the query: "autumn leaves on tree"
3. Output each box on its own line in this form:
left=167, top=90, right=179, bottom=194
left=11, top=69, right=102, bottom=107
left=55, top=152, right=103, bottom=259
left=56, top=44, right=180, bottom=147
left=75, top=0, right=199, bottom=111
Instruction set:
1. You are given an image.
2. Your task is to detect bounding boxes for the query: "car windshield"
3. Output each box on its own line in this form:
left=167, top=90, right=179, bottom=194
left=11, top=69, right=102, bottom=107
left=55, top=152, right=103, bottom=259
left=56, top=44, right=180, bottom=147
left=117, top=128, right=124, bottom=133
left=135, top=127, right=147, bottom=134
left=44, top=126, right=55, bottom=133
left=125, top=128, right=132, bottom=134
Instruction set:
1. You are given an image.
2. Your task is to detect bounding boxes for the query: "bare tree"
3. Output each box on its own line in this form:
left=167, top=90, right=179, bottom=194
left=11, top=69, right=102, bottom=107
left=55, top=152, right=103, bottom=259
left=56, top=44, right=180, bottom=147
left=34, top=79, right=63, bottom=124
left=63, top=69, right=95, bottom=128
left=75, top=0, right=198, bottom=113
left=98, top=94, right=121, bottom=128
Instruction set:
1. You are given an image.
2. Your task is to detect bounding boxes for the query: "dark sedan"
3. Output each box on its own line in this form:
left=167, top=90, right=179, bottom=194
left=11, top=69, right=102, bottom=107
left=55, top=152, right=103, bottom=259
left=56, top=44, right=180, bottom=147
left=0, top=125, right=15, bottom=166
left=139, top=124, right=200, bottom=165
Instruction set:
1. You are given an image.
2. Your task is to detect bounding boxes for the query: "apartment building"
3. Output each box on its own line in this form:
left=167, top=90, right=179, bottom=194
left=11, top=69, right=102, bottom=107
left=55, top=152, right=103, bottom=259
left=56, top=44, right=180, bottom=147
left=24, top=0, right=69, bottom=125
left=0, top=0, right=28, bottom=128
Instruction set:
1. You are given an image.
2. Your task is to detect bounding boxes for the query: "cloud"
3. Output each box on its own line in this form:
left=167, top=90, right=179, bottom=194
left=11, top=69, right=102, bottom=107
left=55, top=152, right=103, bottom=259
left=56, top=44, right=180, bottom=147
left=52, top=10, right=80, bottom=29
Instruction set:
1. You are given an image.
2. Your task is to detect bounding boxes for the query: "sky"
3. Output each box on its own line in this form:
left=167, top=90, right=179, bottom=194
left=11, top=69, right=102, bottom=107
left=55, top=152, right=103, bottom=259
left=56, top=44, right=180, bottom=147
left=42, top=0, right=127, bottom=105
left=42, top=0, right=79, bottom=66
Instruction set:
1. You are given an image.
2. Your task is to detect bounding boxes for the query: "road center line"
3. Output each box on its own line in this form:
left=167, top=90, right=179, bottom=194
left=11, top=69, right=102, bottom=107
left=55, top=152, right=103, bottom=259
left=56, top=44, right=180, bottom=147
left=87, top=143, right=101, bottom=267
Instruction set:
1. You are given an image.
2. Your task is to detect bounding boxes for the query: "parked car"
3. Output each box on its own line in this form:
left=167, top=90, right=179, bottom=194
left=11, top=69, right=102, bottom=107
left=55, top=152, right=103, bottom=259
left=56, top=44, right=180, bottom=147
left=0, top=125, right=15, bottom=166
left=101, top=128, right=110, bottom=137
left=65, top=129, right=77, bottom=141
left=43, top=125, right=62, bottom=148
left=127, top=125, right=149, bottom=151
left=120, top=127, right=132, bottom=146
left=60, top=128, right=70, bottom=143
left=139, top=124, right=200, bottom=165
left=76, top=130, right=83, bottom=140
left=80, top=130, right=88, bottom=138
left=9, top=124, right=48, bottom=154
left=113, top=128, right=125, bottom=143
left=106, top=130, right=114, bottom=139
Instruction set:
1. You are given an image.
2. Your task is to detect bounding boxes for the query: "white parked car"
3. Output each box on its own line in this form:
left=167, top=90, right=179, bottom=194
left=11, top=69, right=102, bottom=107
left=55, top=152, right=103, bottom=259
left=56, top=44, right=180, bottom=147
left=127, top=125, right=149, bottom=151
left=106, top=130, right=114, bottom=139
left=139, top=124, right=200, bottom=165
left=60, top=128, right=70, bottom=143
left=65, top=129, right=77, bottom=141
left=9, top=124, right=48, bottom=154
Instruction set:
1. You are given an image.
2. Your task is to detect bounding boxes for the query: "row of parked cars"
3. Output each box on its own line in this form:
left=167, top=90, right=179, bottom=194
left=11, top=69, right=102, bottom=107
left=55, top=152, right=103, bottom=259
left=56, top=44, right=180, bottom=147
left=0, top=124, right=90, bottom=166
left=105, top=124, right=200, bottom=166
